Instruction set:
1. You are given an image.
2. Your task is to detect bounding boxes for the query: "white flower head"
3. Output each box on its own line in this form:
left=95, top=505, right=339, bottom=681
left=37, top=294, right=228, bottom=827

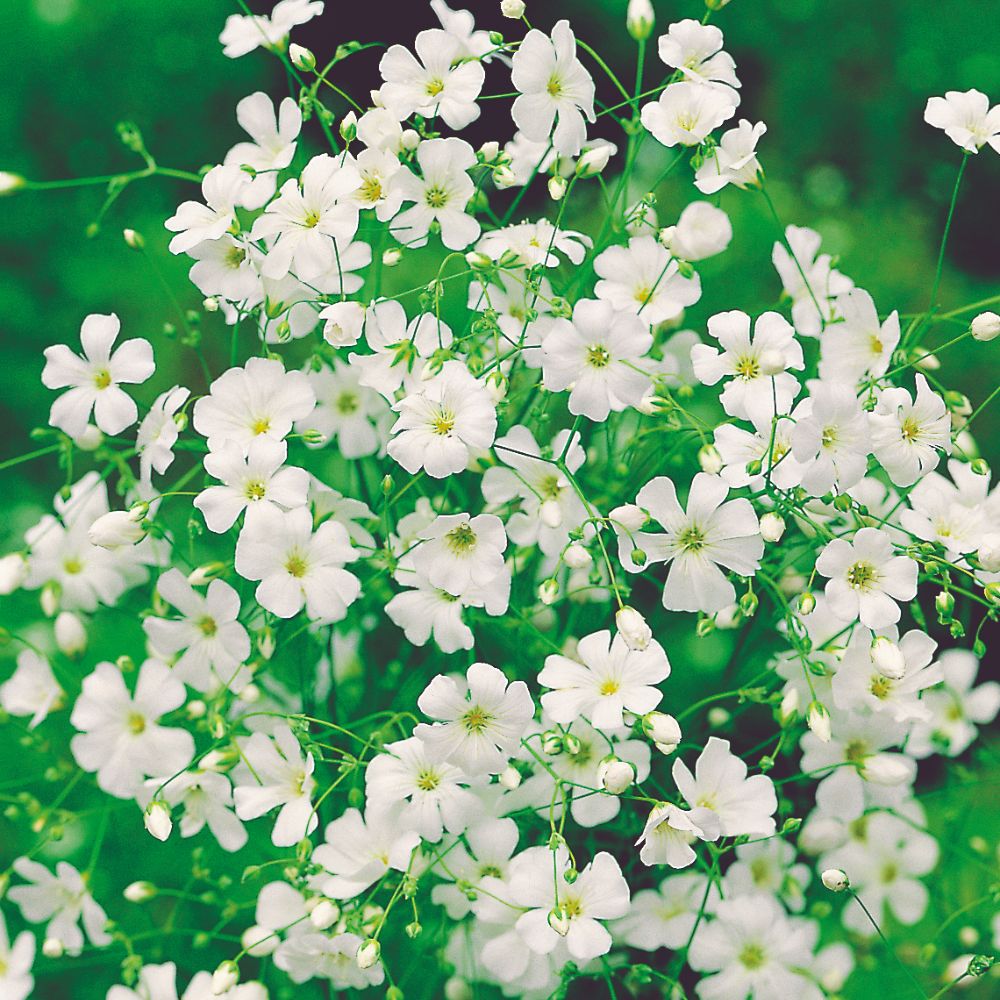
left=42, top=313, right=154, bottom=437
left=641, top=80, right=737, bottom=148
left=924, top=89, right=1000, bottom=153
left=538, top=629, right=670, bottom=731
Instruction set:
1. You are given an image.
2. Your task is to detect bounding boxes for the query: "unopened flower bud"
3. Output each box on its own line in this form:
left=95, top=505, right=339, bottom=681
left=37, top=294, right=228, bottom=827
left=780, top=686, right=800, bottom=723
left=626, top=0, right=655, bottom=40
left=289, top=43, right=316, bottom=72
left=444, top=978, right=474, bottom=1000
left=400, top=128, right=421, bottom=151
left=977, top=533, right=1000, bottom=572
left=188, top=561, right=228, bottom=586
left=211, top=960, right=239, bottom=995
left=935, top=590, right=955, bottom=618
left=807, top=701, right=831, bottom=743
left=356, top=939, right=381, bottom=969
left=122, top=228, right=145, bottom=250
left=970, top=311, right=1000, bottom=343
left=610, top=503, right=646, bottom=532
left=698, top=443, right=723, bottom=474
left=538, top=577, right=559, bottom=605
left=576, top=143, right=613, bottom=177
left=144, top=801, right=172, bottom=842
left=821, top=868, right=849, bottom=892
left=42, top=938, right=64, bottom=959
left=465, top=250, right=493, bottom=271
left=382, top=248, right=403, bottom=267
left=547, top=906, right=571, bottom=936
left=339, top=111, right=358, bottom=142
left=54, top=611, right=87, bottom=657
left=540, top=499, right=563, bottom=528
left=499, top=764, right=522, bottom=790
left=643, top=712, right=681, bottom=752
left=492, top=165, right=517, bottom=188
left=798, top=592, right=816, bottom=615
left=758, top=512, right=785, bottom=543
left=598, top=757, right=635, bottom=794
left=88, top=507, right=147, bottom=550
left=616, top=606, right=652, bottom=650
left=123, top=881, right=157, bottom=903
left=478, top=141, right=500, bottom=162
left=310, top=899, right=340, bottom=930
left=563, top=543, right=592, bottom=569
left=0, top=553, right=27, bottom=595
left=861, top=753, right=912, bottom=785
left=870, top=636, right=906, bottom=680
left=501, top=0, right=526, bottom=18
left=547, top=174, right=567, bottom=201
left=541, top=731, right=563, bottom=755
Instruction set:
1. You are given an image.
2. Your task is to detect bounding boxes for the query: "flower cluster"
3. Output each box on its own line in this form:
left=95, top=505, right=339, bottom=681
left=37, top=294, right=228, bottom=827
left=2, top=2, right=999, bottom=999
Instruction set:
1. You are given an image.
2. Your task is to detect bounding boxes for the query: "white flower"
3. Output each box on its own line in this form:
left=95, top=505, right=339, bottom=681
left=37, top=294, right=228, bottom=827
left=193, top=357, right=316, bottom=451
left=538, top=629, right=670, bottom=731
left=431, top=817, right=519, bottom=919
left=673, top=736, right=778, bottom=837
left=790, top=381, right=871, bottom=496
left=7, top=859, right=111, bottom=957
left=507, top=846, right=629, bottom=961
left=636, top=802, right=712, bottom=868
left=483, top=424, right=588, bottom=556
left=137, top=385, right=190, bottom=487
left=819, top=288, right=900, bottom=382
left=412, top=512, right=510, bottom=612
left=164, top=164, right=249, bottom=254
left=278, top=932, right=384, bottom=988
left=430, top=0, right=494, bottom=61
left=70, top=660, right=193, bottom=798
left=144, top=569, right=251, bottom=691
left=898, top=459, right=988, bottom=555
left=365, top=736, right=477, bottom=842
left=815, top=527, right=918, bottom=628
left=821, top=812, right=938, bottom=935
left=594, top=235, right=702, bottom=325
left=869, top=374, right=952, bottom=487
left=907, top=649, right=1000, bottom=757
left=414, top=662, right=534, bottom=774
left=235, top=505, right=360, bottom=621
left=511, top=20, right=596, bottom=156
left=687, top=893, right=823, bottom=1000
left=196, top=437, right=310, bottom=533
left=22, top=473, right=152, bottom=613
left=224, top=92, right=302, bottom=209
left=691, top=310, right=803, bottom=425
left=657, top=19, right=740, bottom=90
left=313, top=804, right=420, bottom=899
left=385, top=571, right=478, bottom=652
left=0, top=650, right=63, bottom=728
left=233, top=724, right=318, bottom=846
left=476, top=218, right=591, bottom=268
left=832, top=628, right=942, bottom=723
left=714, top=410, right=806, bottom=492
left=187, top=234, right=263, bottom=306
left=42, top=313, right=154, bottom=437
left=541, top=298, right=654, bottom=421
left=387, top=360, right=497, bottom=478
left=695, top=119, right=767, bottom=193
left=318, top=300, right=365, bottom=348
left=303, top=362, right=387, bottom=458
left=379, top=29, right=485, bottom=130
left=621, top=473, right=763, bottom=614
left=641, top=80, right=737, bottom=148
left=662, top=201, right=733, bottom=261
left=0, top=908, right=34, bottom=1000
left=613, top=873, right=717, bottom=951
left=250, top=153, right=360, bottom=280
left=220, top=0, right=324, bottom=59
left=772, top=224, right=854, bottom=337
left=390, top=137, right=481, bottom=249
left=725, top=839, right=812, bottom=911
left=923, top=89, right=1000, bottom=153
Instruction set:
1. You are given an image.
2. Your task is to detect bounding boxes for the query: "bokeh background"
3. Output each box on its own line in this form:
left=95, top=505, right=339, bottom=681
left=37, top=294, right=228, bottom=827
left=2, top=1, right=999, bottom=997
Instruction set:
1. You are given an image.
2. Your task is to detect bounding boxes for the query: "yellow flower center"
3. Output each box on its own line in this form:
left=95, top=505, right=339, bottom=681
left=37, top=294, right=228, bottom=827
left=285, top=553, right=308, bottom=578
left=846, top=561, right=878, bottom=590
left=127, top=712, right=147, bottom=735
left=586, top=345, right=611, bottom=368
left=198, top=616, right=218, bottom=637
left=93, top=369, right=112, bottom=390
left=415, top=769, right=441, bottom=792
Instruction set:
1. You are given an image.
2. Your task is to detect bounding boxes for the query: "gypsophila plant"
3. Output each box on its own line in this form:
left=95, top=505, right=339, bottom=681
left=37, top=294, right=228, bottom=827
left=2, top=1, right=1000, bottom=998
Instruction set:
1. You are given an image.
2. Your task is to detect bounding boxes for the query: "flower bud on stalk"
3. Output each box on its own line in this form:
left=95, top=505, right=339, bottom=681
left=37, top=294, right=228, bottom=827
left=356, top=939, right=381, bottom=969
left=759, top=512, right=786, bottom=543
left=642, top=711, right=681, bottom=753
left=144, top=801, right=172, bottom=842
left=821, top=868, right=850, bottom=892
left=289, top=43, right=316, bottom=72
left=807, top=701, right=831, bottom=742
left=563, top=543, right=592, bottom=569
left=88, top=505, right=148, bottom=550
left=870, top=636, right=906, bottom=680
left=970, top=311, right=1000, bottom=342
left=501, top=0, right=526, bottom=18
left=54, top=611, right=87, bottom=657
left=616, top=606, right=652, bottom=650
left=626, top=0, right=655, bottom=40
left=211, top=960, right=239, bottom=995
left=597, top=756, right=635, bottom=794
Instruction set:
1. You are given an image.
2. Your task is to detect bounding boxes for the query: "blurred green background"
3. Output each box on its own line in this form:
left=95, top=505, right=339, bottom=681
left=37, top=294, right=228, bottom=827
left=2, top=1, right=998, bottom=997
